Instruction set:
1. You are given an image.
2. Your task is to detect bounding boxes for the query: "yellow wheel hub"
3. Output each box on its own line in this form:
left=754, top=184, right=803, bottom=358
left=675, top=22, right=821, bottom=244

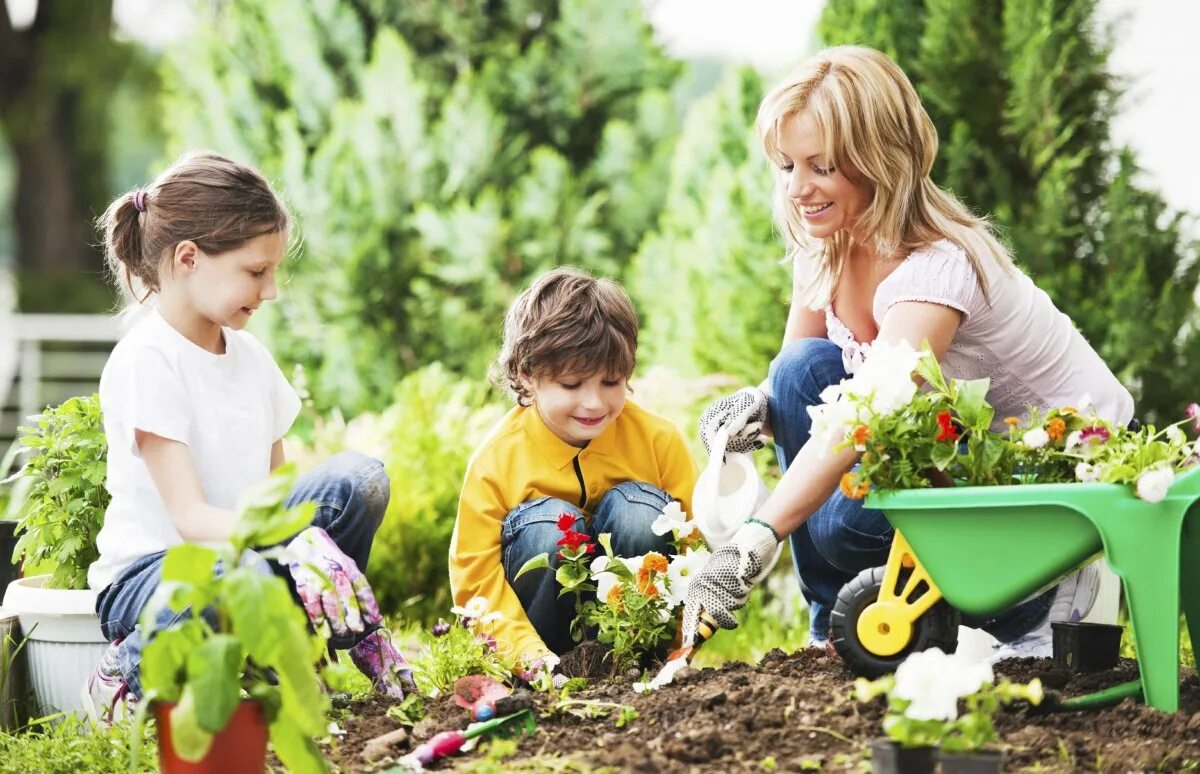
left=857, top=531, right=945, bottom=657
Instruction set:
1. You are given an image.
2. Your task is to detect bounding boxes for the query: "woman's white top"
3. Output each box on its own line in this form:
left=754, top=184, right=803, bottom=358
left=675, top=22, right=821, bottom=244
left=88, top=310, right=300, bottom=592
left=822, top=240, right=1134, bottom=429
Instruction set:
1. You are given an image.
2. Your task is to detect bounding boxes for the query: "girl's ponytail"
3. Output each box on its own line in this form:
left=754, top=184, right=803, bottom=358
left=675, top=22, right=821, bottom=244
left=99, top=189, right=153, bottom=303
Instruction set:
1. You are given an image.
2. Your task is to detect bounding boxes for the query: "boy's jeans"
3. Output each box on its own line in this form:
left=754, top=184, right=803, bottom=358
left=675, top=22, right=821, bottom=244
left=501, top=481, right=675, bottom=655
left=768, top=338, right=1053, bottom=643
left=94, top=451, right=390, bottom=698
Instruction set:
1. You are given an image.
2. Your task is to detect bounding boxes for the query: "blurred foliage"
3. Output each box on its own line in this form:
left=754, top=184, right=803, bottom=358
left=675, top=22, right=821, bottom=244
left=820, top=0, right=1200, bottom=423
left=160, top=0, right=681, bottom=415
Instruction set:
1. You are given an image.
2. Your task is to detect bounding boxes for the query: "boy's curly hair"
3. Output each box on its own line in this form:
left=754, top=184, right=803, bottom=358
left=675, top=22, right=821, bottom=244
left=493, top=267, right=638, bottom=406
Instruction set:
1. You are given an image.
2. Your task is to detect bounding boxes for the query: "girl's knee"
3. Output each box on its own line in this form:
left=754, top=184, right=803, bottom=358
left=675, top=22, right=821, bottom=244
left=768, top=337, right=845, bottom=402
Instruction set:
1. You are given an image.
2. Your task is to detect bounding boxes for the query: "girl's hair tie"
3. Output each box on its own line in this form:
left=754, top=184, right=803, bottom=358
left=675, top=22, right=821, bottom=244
left=133, top=189, right=147, bottom=213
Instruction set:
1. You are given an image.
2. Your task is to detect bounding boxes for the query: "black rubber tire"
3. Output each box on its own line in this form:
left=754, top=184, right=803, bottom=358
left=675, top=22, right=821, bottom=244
left=830, top=565, right=961, bottom=678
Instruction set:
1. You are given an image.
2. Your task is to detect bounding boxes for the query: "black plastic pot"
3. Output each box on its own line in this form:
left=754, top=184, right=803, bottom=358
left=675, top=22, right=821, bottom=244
left=1052, top=621, right=1122, bottom=672
left=939, top=748, right=1005, bottom=773
left=0, top=521, right=18, bottom=594
left=870, top=739, right=936, bottom=774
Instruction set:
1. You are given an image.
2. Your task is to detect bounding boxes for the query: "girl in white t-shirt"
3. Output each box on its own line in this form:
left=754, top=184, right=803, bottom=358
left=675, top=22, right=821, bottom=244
left=84, top=151, right=413, bottom=722
left=683, top=46, right=1133, bottom=658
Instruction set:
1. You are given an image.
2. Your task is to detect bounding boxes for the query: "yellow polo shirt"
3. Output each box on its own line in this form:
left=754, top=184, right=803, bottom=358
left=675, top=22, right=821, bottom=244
left=449, top=400, right=699, bottom=660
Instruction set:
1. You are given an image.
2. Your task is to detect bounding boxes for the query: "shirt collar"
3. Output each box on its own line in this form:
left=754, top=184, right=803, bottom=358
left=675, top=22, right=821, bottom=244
left=520, top=405, right=618, bottom=470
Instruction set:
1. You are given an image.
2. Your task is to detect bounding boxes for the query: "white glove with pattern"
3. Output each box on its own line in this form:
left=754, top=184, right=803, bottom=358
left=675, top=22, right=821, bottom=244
left=699, top=387, right=769, bottom=456
left=681, top=519, right=781, bottom=644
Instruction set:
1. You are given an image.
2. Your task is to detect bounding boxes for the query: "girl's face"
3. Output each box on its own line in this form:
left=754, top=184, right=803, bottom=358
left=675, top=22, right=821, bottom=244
left=776, top=110, right=873, bottom=241
left=178, top=231, right=287, bottom=331
left=520, top=370, right=628, bottom=448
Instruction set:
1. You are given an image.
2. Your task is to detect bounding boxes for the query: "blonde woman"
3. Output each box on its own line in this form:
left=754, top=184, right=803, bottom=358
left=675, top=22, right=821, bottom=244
left=683, top=46, right=1132, bottom=659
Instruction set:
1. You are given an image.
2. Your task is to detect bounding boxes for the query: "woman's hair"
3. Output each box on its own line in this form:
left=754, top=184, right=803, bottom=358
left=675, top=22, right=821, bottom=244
left=493, top=266, right=638, bottom=406
left=98, top=151, right=291, bottom=303
left=757, top=45, right=1012, bottom=308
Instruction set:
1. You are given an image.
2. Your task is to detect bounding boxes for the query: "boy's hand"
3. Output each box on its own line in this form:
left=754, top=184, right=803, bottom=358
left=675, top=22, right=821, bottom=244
left=699, top=387, right=768, bottom=456
left=681, top=520, right=780, bottom=643
left=348, top=628, right=417, bottom=698
left=282, top=526, right=381, bottom=639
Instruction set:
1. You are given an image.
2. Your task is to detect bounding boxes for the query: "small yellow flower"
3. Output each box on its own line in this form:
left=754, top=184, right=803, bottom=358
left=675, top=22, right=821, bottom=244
left=1046, top=417, right=1066, bottom=443
left=1004, top=417, right=1020, bottom=427
left=606, top=585, right=626, bottom=613
left=1060, top=406, right=1078, bottom=416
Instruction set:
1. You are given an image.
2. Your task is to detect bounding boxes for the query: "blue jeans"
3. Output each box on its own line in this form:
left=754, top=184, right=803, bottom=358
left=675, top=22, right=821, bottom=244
left=501, top=481, right=675, bottom=655
left=768, top=338, right=1053, bottom=643
left=94, top=451, right=390, bottom=698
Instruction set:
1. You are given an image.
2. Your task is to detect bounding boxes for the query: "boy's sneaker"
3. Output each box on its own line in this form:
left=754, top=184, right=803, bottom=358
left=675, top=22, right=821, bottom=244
left=991, top=564, right=1101, bottom=661
left=81, top=639, right=137, bottom=725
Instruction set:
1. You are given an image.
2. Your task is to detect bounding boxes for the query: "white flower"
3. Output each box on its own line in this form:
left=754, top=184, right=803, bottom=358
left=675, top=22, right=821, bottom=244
left=1021, top=428, right=1050, bottom=449
left=666, top=549, right=711, bottom=607
left=1136, top=466, right=1174, bottom=503
left=651, top=501, right=696, bottom=538
left=1076, top=393, right=1094, bottom=412
left=1166, top=425, right=1186, bottom=445
left=479, top=611, right=503, bottom=625
left=451, top=596, right=490, bottom=619
left=1075, top=462, right=1100, bottom=483
left=892, top=648, right=993, bottom=722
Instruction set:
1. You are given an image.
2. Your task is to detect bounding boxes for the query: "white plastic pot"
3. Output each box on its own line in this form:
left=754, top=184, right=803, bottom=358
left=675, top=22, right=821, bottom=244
left=2, top=575, right=107, bottom=717
left=692, top=429, right=782, bottom=579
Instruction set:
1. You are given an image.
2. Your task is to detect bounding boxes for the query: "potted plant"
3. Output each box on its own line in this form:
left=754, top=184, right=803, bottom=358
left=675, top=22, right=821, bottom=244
left=133, top=466, right=330, bottom=773
left=1, top=395, right=109, bottom=716
left=854, top=647, right=1043, bottom=774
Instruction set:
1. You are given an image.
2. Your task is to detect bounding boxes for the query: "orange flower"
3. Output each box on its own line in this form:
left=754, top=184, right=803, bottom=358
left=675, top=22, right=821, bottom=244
left=839, top=472, right=870, bottom=500
left=635, top=569, right=661, bottom=598
left=851, top=424, right=871, bottom=447
left=641, top=552, right=668, bottom=575
left=1046, top=417, right=1066, bottom=443
left=606, top=586, right=626, bottom=613
left=1060, top=406, right=1078, bottom=416
left=1004, top=417, right=1020, bottom=427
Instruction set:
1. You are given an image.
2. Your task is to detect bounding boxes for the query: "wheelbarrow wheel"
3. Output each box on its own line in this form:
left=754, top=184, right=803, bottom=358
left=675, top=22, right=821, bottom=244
left=831, top=565, right=960, bottom=678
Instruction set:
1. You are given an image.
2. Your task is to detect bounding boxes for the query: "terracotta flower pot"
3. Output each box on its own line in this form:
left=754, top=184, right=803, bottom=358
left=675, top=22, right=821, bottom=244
left=156, top=700, right=268, bottom=774
left=939, top=748, right=1005, bottom=773
left=869, top=738, right=936, bottom=774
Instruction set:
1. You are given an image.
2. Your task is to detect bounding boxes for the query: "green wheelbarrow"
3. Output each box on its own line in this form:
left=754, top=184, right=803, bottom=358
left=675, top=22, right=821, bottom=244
left=829, top=465, right=1200, bottom=713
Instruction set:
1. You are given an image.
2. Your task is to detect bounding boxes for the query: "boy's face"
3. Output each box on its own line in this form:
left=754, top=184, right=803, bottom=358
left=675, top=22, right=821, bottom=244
left=521, top=370, right=628, bottom=448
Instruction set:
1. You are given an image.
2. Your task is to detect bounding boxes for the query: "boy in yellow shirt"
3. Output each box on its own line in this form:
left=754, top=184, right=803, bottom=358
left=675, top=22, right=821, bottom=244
left=449, top=267, right=698, bottom=668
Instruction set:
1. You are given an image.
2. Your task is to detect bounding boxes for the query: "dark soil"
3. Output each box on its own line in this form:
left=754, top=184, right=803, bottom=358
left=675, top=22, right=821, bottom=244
left=320, top=650, right=1200, bottom=772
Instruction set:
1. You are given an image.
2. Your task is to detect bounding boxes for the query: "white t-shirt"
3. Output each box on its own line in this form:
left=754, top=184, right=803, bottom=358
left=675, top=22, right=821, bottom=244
left=88, top=309, right=301, bottom=592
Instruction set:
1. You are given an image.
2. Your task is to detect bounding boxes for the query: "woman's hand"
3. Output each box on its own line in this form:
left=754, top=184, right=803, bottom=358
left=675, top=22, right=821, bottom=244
left=282, top=526, right=382, bottom=639
left=681, top=519, right=781, bottom=643
left=699, top=387, right=769, bottom=456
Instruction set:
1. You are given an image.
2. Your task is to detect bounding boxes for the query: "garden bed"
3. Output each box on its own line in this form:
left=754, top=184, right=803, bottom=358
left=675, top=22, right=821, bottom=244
left=320, top=649, right=1200, bottom=771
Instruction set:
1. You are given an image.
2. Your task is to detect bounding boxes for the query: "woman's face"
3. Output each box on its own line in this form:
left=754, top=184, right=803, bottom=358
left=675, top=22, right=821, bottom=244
left=776, top=110, right=873, bottom=241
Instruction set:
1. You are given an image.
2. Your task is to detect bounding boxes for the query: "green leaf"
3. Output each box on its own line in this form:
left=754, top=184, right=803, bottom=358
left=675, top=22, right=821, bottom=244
left=269, top=713, right=328, bottom=774
left=186, top=635, right=244, bottom=733
left=953, top=378, right=993, bottom=428
left=162, top=544, right=220, bottom=588
left=168, top=686, right=216, bottom=762
left=513, top=552, right=550, bottom=581
left=931, top=441, right=958, bottom=471
left=141, top=624, right=203, bottom=702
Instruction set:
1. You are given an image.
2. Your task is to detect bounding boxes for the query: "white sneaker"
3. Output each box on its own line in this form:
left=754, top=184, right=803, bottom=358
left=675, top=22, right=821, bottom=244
left=81, top=639, right=137, bottom=725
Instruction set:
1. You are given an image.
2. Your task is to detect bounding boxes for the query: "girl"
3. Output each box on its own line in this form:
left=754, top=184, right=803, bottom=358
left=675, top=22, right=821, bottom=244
left=84, top=151, right=413, bottom=722
left=683, top=46, right=1132, bottom=658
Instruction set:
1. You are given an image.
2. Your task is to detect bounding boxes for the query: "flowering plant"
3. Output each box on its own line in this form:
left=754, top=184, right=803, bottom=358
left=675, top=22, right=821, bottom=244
left=854, top=648, right=1043, bottom=751
left=413, top=596, right=513, bottom=695
left=514, top=513, right=598, bottom=645
left=816, top=341, right=1199, bottom=501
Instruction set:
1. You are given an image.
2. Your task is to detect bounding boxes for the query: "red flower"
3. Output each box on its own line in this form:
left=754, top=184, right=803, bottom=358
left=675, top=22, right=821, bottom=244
left=556, top=529, right=591, bottom=551
left=935, top=411, right=959, bottom=442
left=556, top=513, right=577, bottom=533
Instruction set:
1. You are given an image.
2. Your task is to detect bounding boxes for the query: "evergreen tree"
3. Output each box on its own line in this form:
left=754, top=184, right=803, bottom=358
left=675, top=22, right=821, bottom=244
left=160, top=0, right=680, bottom=413
left=820, top=0, right=1199, bottom=421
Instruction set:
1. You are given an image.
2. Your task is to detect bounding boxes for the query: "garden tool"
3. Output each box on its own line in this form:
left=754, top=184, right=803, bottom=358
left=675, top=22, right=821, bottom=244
left=692, top=427, right=781, bottom=581
left=391, top=709, right=536, bottom=771
left=641, top=609, right=720, bottom=692
left=1029, top=679, right=1143, bottom=715
left=453, top=674, right=512, bottom=721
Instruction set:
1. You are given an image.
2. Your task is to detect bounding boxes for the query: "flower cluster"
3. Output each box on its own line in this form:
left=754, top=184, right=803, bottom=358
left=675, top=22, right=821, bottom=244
left=414, top=596, right=513, bottom=695
left=855, top=648, right=1043, bottom=752
left=821, top=345, right=1199, bottom=502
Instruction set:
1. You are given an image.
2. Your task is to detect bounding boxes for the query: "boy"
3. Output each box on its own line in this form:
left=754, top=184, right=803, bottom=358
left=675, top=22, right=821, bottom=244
left=449, top=267, right=698, bottom=668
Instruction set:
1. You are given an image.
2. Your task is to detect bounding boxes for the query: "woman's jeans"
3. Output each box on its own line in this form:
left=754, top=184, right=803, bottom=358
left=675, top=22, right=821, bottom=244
left=768, top=338, right=1053, bottom=643
left=94, top=451, right=390, bottom=698
left=501, top=481, right=675, bottom=655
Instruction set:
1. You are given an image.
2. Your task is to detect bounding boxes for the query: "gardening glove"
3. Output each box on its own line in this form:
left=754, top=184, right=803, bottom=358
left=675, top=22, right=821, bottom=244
left=681, top=519, right=781, bottom=645
left=348, top=628, right=418, bottom=698
left=518, top=652, right=569, bottom=691
left=282, top=526, right=381, bottom=640
left=699, top=387, right=769, bottom=456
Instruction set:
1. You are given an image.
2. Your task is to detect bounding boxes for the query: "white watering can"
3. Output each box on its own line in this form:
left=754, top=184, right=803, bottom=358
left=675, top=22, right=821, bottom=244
left=691, top=428, right=783, bottom=580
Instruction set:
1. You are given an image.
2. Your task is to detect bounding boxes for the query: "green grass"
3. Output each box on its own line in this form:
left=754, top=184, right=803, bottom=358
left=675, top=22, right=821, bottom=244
left=0, top=715, right=156, bottom=773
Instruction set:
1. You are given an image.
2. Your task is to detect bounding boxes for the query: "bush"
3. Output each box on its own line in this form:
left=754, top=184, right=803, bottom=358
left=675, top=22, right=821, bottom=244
left=288, top=365, right=505, bottom=625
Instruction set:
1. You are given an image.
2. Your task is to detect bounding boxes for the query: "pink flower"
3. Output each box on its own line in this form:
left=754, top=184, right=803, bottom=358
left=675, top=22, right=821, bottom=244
left=1187, top=403, right=1200, bottom=432
left=1079, top=426, right=1110, bottom=444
